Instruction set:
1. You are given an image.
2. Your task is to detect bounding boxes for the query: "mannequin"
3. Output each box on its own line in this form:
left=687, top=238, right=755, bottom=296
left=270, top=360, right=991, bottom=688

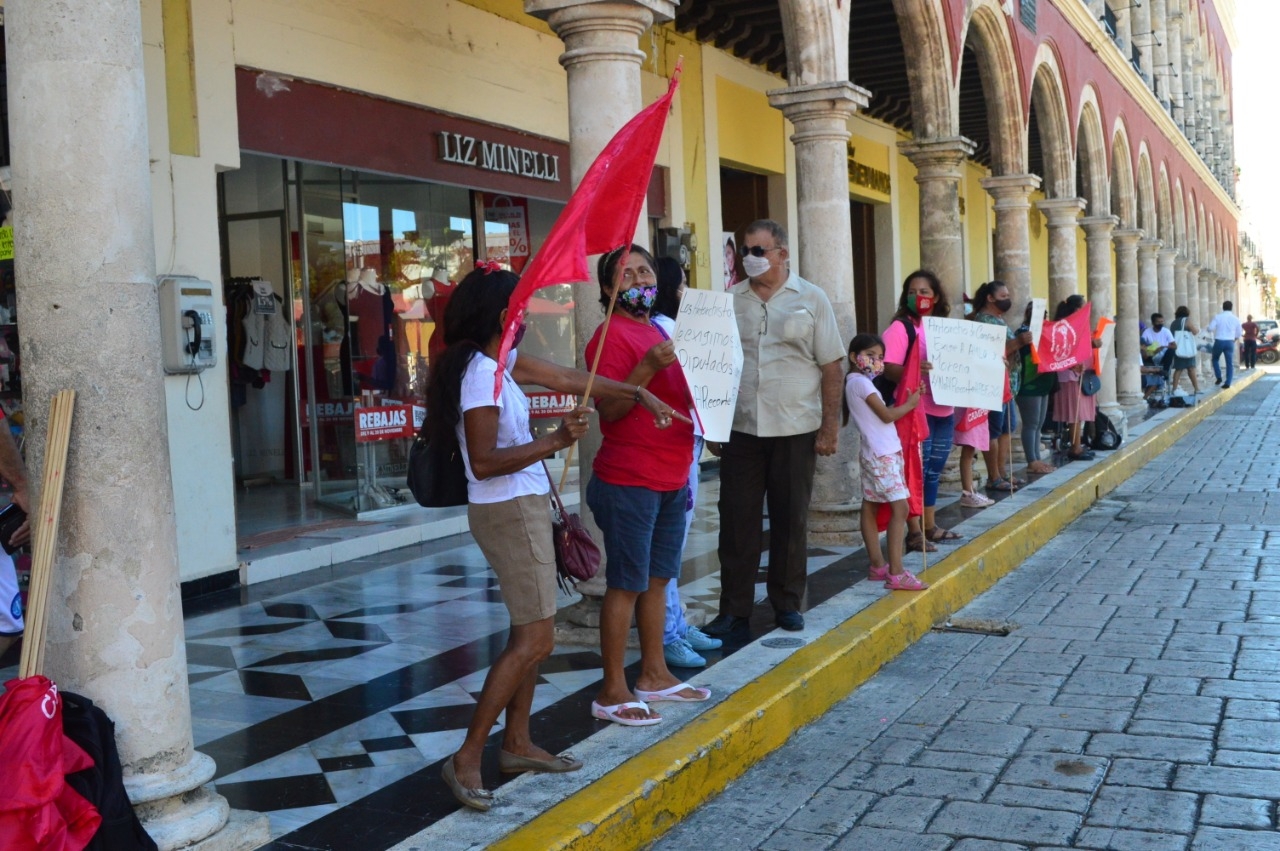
left=425, top=265, right=456, bottom=362
left=357, top=268, right=384, bottom=295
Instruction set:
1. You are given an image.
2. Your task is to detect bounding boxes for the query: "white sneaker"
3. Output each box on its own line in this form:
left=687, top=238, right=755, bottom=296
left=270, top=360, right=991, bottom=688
left=959, top=490, right=995, bottom=508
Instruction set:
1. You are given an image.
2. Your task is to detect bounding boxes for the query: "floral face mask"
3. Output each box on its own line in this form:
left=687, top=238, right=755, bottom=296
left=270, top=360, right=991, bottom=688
left=617, top=285, right=657, bottom=317
left=853, top=352, right=884, bottom=379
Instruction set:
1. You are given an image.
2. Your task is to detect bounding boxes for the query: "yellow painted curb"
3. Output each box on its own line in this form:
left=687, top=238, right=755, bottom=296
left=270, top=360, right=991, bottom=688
left=491, top=372, right=1260, bottom=851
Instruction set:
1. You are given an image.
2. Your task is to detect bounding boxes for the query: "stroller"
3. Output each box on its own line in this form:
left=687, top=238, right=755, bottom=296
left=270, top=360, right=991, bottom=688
left=1141, top=343, right=1172, bottom=409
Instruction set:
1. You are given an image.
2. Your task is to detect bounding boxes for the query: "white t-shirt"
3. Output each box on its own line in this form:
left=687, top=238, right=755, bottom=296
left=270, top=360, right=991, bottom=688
left=845, top=373, right=902, bottom=460
left=456, top=350, right=550, bottom=504
left=1141, top=327, right=1174, bottom=348
left=1207, top=311, right=1243, bottom=341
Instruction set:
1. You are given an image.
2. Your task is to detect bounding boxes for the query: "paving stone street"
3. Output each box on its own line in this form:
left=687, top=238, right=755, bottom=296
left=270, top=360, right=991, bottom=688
left=655, top=375, right=1280, bottom=851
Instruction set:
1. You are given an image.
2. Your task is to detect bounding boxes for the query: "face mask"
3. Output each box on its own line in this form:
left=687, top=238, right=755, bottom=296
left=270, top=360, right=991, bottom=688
left=907, top=293, right=934, bottom=315
left=617, top=285, right=656, bottom=317
left=512, top=323, right=527, bottom=348
left=1153, top=323, right=1164, bottom=331
left=742, top=254, right=773, bottom=279
left=854, top=353, right=883, bottom=379
left=994, top=298, right=1013, bottom=313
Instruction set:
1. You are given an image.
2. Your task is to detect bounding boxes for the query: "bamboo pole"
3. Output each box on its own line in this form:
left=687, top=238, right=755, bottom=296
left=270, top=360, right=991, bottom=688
left=18, top=389, right=76, bottom=678
left=558, top=250, right=630, bottom=493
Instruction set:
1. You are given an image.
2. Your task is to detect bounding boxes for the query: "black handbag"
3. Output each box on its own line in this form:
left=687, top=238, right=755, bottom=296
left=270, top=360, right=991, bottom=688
left=406, top=428, right=469, bottom=508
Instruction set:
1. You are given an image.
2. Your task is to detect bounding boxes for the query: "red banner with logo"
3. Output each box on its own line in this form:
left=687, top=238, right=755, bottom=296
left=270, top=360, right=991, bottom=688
left=1037, top=305, right=1094, bottom=373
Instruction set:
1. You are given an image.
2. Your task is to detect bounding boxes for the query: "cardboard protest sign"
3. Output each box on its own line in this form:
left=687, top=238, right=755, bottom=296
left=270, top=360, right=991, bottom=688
left=922, top=317, right=1007, bottom=411
left=672, top=289, right=743, bottom=442
left=1037, top=304, right=1094, bottom=372
left=1028, top=298, right=1047, bottom=360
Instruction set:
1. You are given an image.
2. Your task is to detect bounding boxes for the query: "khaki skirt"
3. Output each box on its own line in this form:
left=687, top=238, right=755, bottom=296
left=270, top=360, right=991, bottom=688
left=468, top=493, right=557, bottom=626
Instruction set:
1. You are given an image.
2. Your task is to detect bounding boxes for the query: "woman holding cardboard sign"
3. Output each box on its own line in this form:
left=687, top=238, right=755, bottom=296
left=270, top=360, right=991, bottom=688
left=881, top=270, right=958, bottom=551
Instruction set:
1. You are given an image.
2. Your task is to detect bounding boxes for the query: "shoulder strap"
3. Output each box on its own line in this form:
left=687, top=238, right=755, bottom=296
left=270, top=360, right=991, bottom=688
left=900, top=317, right=917, bottom=357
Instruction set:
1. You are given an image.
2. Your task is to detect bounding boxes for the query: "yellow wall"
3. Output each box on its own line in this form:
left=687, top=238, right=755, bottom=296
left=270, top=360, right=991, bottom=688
left=1028, top=191, right=1049, bottom=301
left=848, top=133, right=891, bottom=205
left=715, top=77, right=785, bottom=173
left=964, top=163, right=993, bottom=298
left=231, top=0, right=569, bottom=142
left=896, top=151, right=921, bottom=275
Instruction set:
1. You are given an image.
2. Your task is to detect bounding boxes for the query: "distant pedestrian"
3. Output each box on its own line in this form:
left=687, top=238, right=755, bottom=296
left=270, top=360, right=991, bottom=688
left=1015, top=301, right=1057, bottom=475
left=953, top=406, right=994, bottom=507
left=970, top=281, right=1033, bottom=492
left=1051, top=295, right=1096, bottom=462
left=1206, top=300, right=1243, bottom=388
left=1169, top=305, right=1201, bottom=397
left=843, top=333, right=928, bottom=591
left=1241, top=314, right=1259, bottom=370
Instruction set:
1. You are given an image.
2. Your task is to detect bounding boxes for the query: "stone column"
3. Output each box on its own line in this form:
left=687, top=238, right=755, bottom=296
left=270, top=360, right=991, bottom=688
left=1186, top=261, right=1202, bottom=322
left=1137, top=238, right=1162, bottom=325
left=980, top=174, right=1041, bottom=329
left=1158, top=247, right=1178, bottom=320
left=1168, top=10, right=1185, bottom=129
left=1081, top=216, right=1121, bottom=422
left=1037, top=197, right=1087, bottom=307
left=899, top=136, right=975, bottom=306
left=769, top=81, right=869, bottom=538
left=1174, top=256, right=1190, bottom=311
left=1113, top=229, right=1145, bottom=417
left=1151, top=0, right=1170, bottom=106
left=6, top=1, right=267, bottom=848
left=527, top=0, right=675, bottom=611
left=1200, top=267, right=1216, bottom=331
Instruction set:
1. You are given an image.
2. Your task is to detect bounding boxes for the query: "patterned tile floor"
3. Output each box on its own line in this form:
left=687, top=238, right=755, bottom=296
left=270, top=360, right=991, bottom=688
left=1, top=455, right=1057, bottom=850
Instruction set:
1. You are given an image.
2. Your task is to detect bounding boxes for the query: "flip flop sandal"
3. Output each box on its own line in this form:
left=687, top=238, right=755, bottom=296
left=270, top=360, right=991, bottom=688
left=591, top=700, right=662, bottom=726
left=635, top=683, right=712, bottom=703
left=986, top=479, right=1017, bottom=492
left=926, top=527, right=963, bottom=542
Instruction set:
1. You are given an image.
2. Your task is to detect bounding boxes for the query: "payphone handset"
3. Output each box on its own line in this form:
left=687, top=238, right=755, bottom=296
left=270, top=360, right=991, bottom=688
left=159, top=276, right=217, bottom=374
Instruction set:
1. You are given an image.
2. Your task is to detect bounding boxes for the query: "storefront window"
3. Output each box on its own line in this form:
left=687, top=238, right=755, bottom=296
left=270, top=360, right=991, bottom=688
left=224, top=156, right=570, bottom=517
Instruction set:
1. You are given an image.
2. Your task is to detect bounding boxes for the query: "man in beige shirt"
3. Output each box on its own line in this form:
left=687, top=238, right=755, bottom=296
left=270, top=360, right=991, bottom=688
left=703, top=220, right=844, bottom=636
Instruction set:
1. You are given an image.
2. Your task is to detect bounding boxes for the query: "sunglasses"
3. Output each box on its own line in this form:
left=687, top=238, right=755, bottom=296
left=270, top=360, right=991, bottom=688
left=739, top=245, right=781, bottom=258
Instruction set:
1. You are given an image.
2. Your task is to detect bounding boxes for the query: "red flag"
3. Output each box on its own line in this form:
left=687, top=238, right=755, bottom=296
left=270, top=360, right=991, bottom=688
left=494, top=65, right=683, bottom=397
left=1036, top=303, right=1094, bottom=373
left=877, top=339, right=925, bottom=530
left=0, top=677, right=100, bottom=851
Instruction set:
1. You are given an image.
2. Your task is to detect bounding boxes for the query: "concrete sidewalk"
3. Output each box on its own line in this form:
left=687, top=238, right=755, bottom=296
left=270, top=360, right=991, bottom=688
left=392, top=374, right=1264, bottom=851
left=653, top=374, right=1280, bottom=850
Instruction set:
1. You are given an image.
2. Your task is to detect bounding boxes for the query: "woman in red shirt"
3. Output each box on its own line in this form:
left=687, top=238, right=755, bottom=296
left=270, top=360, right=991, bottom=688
left=586, top=245, right=709, bottom=726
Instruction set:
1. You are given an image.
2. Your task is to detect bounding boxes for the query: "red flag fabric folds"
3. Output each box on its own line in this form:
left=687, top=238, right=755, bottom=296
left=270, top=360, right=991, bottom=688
left=0, top=676, right=101, bottom=851
left=493, top=66, right=683, bottom=397
left=877, top=339, right=925, bottom=531
left=1037, top=304, right=1094, bottom=373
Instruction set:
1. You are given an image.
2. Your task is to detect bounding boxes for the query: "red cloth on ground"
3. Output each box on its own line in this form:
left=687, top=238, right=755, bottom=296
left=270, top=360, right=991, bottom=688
left=587, top=314, right=693, bottom=492
left=877, top=340, right=925, bottom=531
left=0, top=676, right=100, bottom=851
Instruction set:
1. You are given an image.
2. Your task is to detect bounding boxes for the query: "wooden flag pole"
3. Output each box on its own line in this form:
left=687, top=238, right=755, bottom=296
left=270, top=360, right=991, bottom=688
left=19, top=389, right=76, bottom=679
left=558, top=249, right=630, bottom=493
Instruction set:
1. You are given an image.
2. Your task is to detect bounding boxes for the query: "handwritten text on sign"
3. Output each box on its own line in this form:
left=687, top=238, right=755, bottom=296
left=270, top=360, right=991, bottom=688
left=673, top=289, right=743, bottom=442
left=922, top=317, right=1008, bottom=411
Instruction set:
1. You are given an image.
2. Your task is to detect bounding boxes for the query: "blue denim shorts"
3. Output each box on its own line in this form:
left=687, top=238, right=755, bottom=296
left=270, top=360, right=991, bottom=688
left=988, top=399, right=1017, bottom=438
left=586, top=475, right=687, bottom=593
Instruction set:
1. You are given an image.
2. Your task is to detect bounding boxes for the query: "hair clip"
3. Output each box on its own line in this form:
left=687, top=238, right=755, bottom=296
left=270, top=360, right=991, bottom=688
left=476, top=260, right=502, bottom=274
